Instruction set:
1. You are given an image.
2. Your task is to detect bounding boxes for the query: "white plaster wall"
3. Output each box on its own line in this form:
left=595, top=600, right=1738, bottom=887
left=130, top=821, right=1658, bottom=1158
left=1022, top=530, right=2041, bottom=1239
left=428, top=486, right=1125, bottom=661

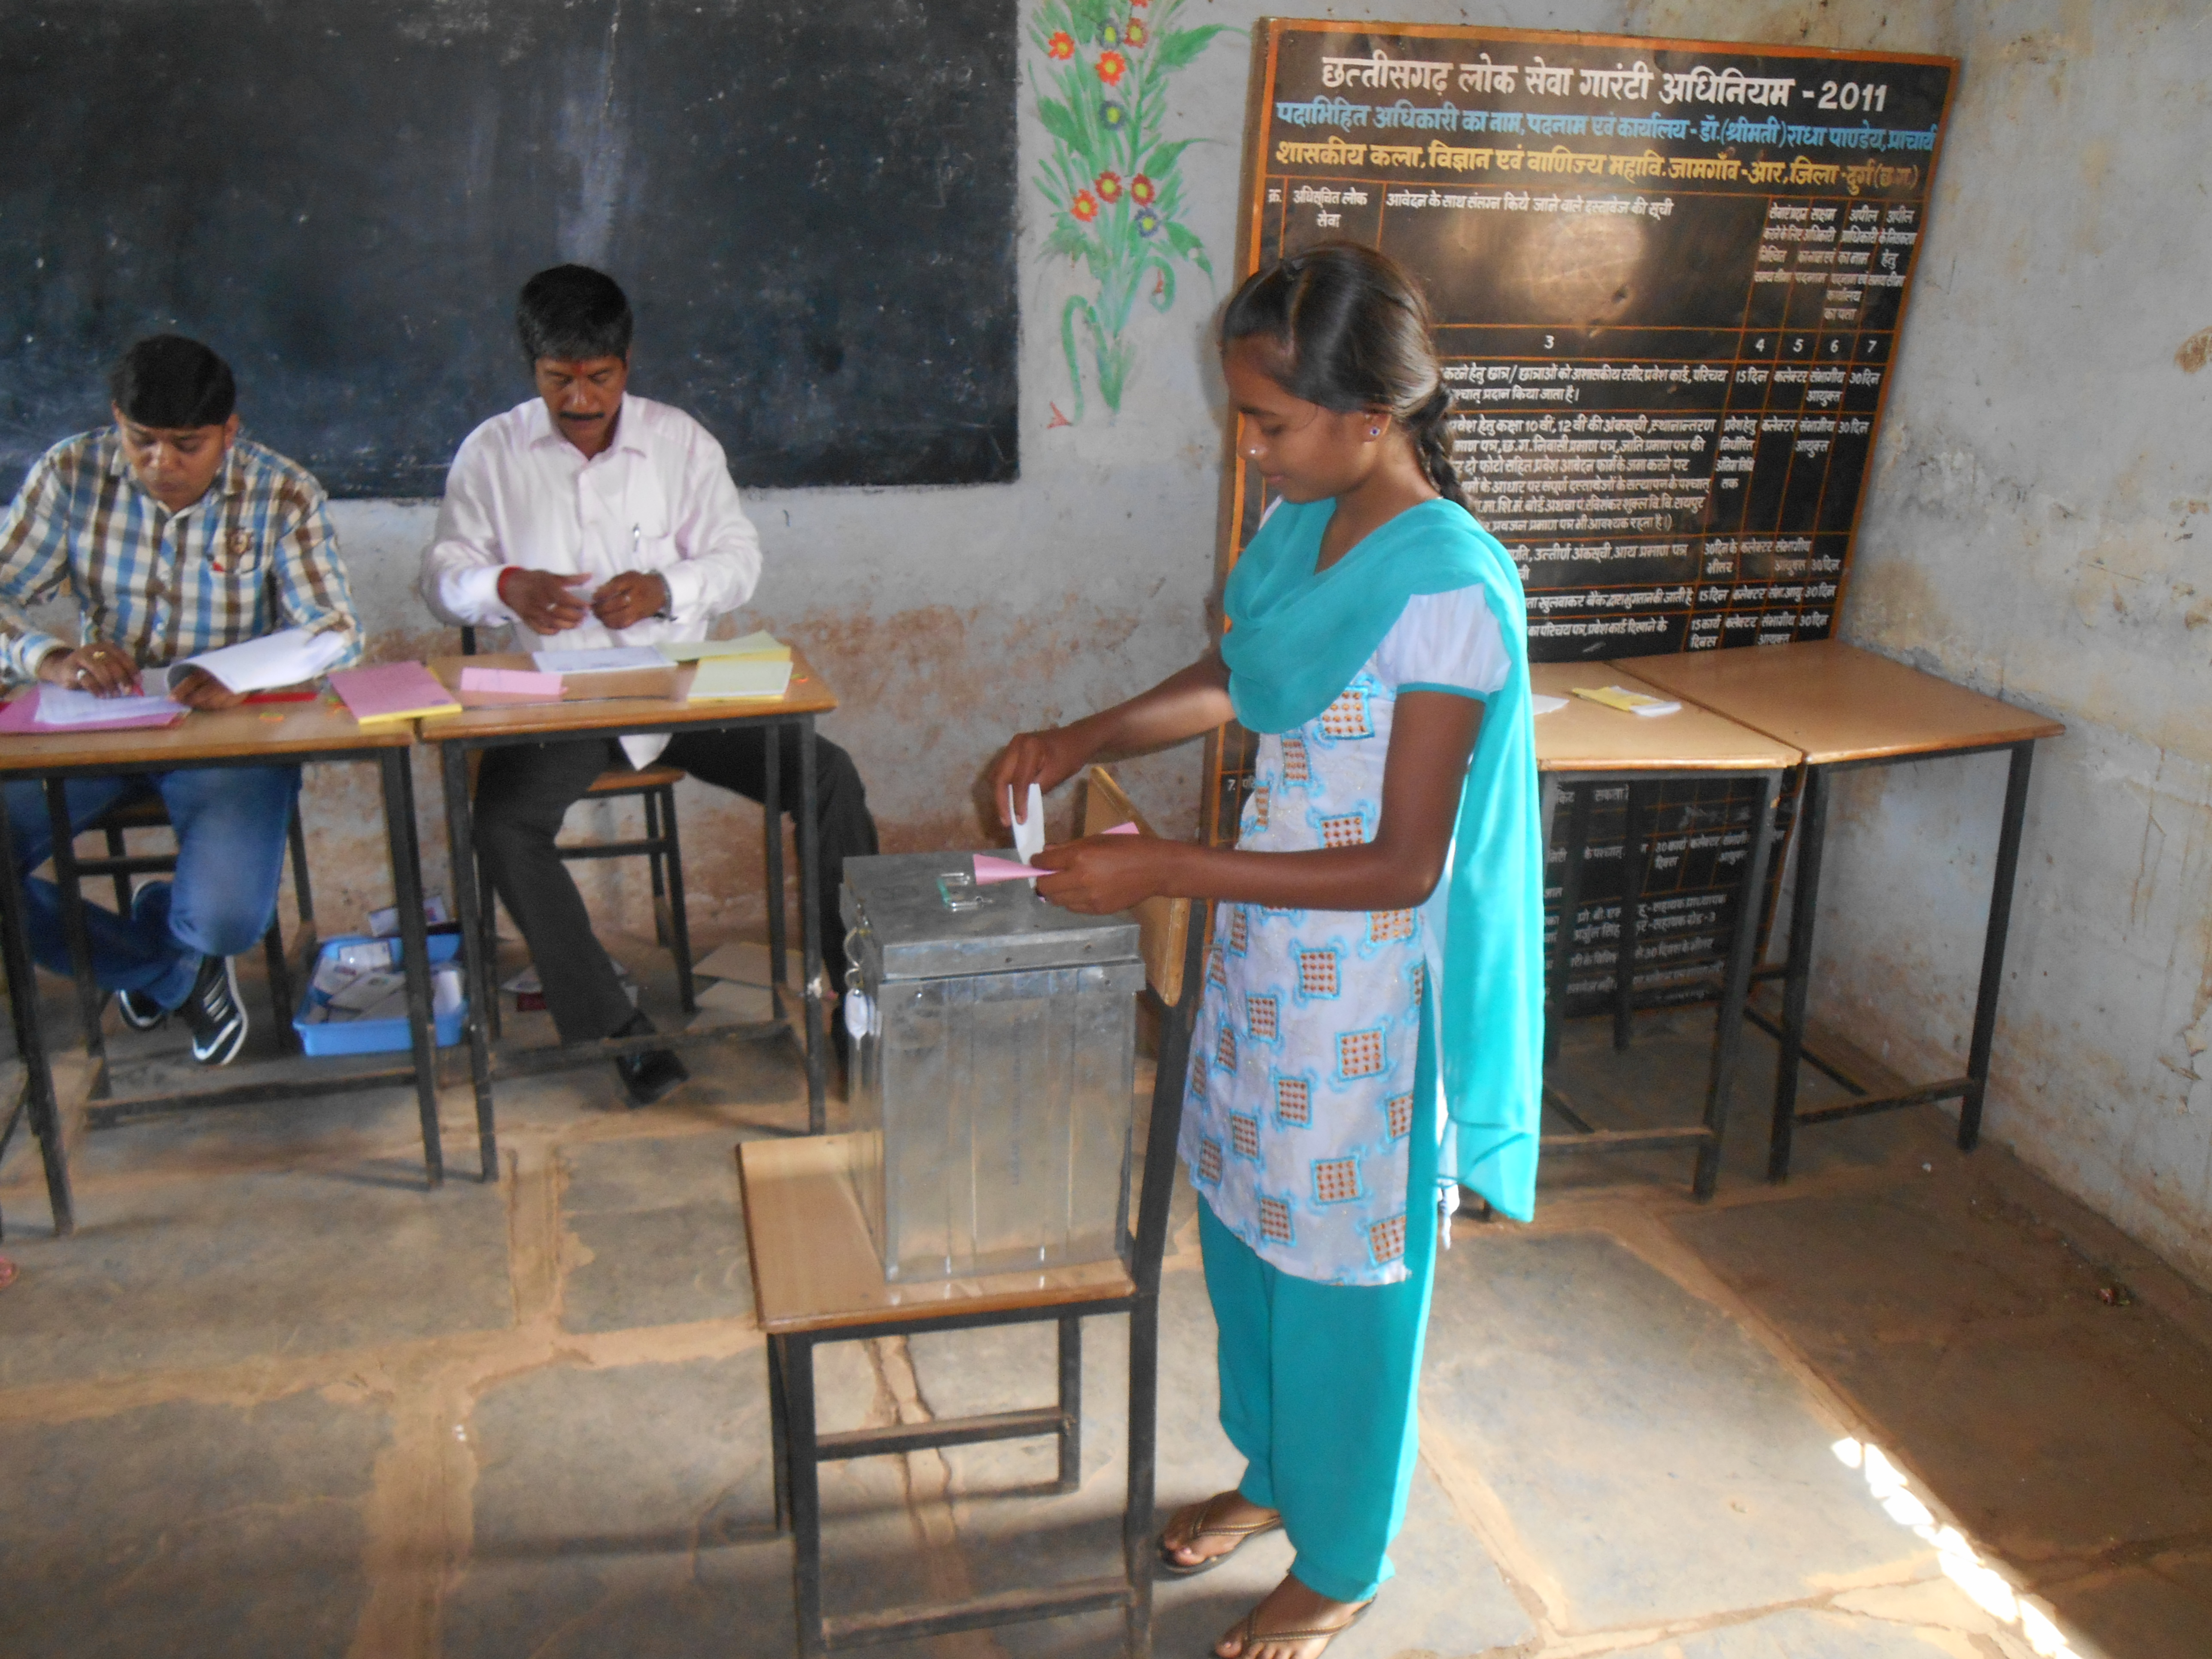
left=283, top=1, right=2212, bottom=1279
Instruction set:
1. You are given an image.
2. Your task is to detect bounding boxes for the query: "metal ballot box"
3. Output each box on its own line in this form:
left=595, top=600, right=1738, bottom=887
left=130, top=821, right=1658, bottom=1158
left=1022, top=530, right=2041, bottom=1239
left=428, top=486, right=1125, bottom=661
left=839, top=851, right=1145, bottom=1283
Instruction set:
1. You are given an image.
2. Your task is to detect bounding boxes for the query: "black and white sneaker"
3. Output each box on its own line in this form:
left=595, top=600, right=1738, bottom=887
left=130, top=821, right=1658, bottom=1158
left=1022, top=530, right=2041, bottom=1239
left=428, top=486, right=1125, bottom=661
left=116, top=987, right=168, bottom=1031
left=181, top=954, right=248, bottom=1066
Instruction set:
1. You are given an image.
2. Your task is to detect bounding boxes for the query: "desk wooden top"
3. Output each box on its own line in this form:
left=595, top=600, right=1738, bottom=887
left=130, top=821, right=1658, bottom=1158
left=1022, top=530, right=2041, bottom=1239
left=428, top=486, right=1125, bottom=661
left=1531, top=662, right=1800, bottom=775
left=1623, top=641, right=2065, bottom=766
left=0, top=693, right=410, bottom=775
left=738, top=1133, right=1135, bottom=1335
left=416, top=645, right=838, bottom=741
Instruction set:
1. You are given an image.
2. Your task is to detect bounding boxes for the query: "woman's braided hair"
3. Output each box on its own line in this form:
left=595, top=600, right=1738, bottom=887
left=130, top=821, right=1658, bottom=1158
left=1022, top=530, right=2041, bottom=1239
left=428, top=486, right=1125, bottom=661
left=1219, top=241, right=1466, bottom=509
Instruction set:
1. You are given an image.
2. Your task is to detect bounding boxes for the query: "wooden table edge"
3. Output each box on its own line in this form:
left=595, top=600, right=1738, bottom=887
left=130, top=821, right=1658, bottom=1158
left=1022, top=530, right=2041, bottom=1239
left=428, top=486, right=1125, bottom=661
left=735, top=1138, right=1137, bottom=1336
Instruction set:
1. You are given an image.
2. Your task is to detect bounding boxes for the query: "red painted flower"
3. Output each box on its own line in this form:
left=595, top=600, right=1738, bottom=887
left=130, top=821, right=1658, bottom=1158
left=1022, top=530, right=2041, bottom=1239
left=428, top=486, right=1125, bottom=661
left=1046, top=30, right=1074, bottom=59
left=1130, top=0, right=1149, bottom=7
left=1095, top=170, right=1124, bottom=202
left=1095, top=50, right=1127, bottom=85
left=1071, top=190, right=1099, bottom=222
left=1124, top=19, right=1148, bottom=46
left=1130, top=173, right=1157, bottom=205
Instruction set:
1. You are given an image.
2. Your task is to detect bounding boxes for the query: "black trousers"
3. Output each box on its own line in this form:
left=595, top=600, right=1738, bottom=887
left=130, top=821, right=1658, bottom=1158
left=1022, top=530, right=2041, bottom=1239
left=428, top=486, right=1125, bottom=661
left=473, top=726, right=879, bottom=1043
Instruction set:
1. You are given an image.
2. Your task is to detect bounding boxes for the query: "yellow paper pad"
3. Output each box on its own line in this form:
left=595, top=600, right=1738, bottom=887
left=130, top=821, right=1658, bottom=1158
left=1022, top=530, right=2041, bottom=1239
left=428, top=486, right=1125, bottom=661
left=688, top=655, right=793, bottom=702
left=659, top=631, right=789, bottom=663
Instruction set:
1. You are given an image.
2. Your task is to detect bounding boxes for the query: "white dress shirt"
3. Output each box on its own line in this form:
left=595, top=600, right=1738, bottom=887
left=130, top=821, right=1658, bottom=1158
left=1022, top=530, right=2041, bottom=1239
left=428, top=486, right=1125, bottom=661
left=421, top=394, right=763, bottom=765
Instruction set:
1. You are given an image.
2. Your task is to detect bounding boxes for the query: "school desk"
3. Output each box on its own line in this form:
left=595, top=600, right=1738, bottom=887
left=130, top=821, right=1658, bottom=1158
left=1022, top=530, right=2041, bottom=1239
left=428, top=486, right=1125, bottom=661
left=1531, top=661, right=1804, bottom=1198
left=1627, top=640, right=2064, bottom=1179
left=0, top=699, right=444, bottom=1240
left=418, top=650, right=842, bottom=1168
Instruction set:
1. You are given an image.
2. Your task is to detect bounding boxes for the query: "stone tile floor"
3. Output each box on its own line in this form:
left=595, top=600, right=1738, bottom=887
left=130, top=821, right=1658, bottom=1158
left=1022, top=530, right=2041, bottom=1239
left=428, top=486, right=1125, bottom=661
left=3, top=938, right=2209, bottom=1659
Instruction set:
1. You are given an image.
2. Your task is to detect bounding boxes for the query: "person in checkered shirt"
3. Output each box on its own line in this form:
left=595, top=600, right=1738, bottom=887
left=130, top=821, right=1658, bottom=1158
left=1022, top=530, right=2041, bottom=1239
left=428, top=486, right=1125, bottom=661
left=0, top=336, right=361, bottom=1067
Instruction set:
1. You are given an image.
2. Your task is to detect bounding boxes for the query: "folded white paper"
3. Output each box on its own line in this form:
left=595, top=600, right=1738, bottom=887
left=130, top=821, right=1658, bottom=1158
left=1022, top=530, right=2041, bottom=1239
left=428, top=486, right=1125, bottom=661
left=33, top=686, right=183, bottom=725
left=1007, top=782, right=1045, bottom=865
left=1532, top=694, right=1568, bottom=716
left=161, top=627, right=349, bottom=694
left=531, top=646, right=668, bottom=674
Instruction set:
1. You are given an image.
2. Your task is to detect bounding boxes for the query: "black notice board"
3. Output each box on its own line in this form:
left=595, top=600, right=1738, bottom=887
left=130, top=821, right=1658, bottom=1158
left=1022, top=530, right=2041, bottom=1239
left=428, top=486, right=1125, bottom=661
left=1208, top=22, right=1957, bottom=1017
left=0, top=0, right=1020, bottom=497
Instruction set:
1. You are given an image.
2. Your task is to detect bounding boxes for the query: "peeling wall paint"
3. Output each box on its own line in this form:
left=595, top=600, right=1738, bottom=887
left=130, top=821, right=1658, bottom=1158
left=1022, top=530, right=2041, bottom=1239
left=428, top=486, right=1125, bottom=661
left=245, top=0, right=2211, bottom=1281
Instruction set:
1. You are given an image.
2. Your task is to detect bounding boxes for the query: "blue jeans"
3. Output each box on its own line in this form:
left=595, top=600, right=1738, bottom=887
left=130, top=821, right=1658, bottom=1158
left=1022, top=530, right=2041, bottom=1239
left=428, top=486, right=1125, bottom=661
left=3, top=766, right=301, bottom=1010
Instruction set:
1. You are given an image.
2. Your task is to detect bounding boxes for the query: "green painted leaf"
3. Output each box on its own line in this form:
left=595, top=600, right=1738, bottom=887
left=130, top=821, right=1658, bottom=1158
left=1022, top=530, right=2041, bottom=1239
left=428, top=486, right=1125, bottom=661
left=1151, top=24, right=1229, bottom=72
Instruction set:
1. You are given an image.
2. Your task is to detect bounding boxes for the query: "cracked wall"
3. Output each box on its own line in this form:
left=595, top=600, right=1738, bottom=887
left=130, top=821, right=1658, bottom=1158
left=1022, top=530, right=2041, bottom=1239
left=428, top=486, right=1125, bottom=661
left=242, top=1, right=2210, bottom=1278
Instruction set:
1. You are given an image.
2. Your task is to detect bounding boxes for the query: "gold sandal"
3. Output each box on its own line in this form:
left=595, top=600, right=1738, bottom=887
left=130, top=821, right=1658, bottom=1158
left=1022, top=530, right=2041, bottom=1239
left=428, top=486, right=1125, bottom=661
left=1156, top=1491, right=1284, bottom=1577
left=1220, top=1598, right=1372, bottom=1656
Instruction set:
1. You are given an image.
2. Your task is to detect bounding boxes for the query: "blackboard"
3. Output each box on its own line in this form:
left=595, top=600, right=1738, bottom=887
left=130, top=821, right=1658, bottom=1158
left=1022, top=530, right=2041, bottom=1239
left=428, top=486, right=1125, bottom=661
left=1206, top=23, right=1957, bottom=1016
left=0, top=0, right=1020, bottom=497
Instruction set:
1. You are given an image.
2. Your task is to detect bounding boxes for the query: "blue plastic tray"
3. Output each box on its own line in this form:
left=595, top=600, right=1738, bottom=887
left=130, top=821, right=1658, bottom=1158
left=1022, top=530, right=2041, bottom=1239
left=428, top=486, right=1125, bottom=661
left=294, top=932, right=465, bottom=1056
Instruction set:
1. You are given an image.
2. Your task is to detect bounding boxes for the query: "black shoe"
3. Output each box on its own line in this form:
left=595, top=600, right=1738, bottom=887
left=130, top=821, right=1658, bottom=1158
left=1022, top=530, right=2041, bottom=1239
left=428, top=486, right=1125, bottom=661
left=116, top=987, right=168, bottom=1032
left=613, top=1011, right=689, bottom=1108
left=182, top=953, right=248, bottom=1066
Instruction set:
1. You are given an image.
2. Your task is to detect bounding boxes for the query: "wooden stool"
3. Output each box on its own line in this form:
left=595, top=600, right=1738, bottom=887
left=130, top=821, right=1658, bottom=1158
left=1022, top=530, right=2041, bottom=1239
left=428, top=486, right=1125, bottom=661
left=76, top=792, right=315, bottom=1048
left=738, top=768, right=1199, bottom=1656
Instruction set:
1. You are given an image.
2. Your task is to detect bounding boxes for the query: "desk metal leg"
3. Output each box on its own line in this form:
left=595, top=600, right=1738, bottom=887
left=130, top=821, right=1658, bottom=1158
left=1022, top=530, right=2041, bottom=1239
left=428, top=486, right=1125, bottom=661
left=662, top=781, right=698, bottom=1014
left=1768, top=766, right=1829, bottom=1182
left=380, top=751, right=443, bottom=1188
left=0, top=798, right=72, bottom=1237
left=1055, top=1314, right=1084, bottom=1494
left=764, top=718, right=786, bottom=1022
left=781, top=1335, right=826, bottom=1658
left=1613, top=784, right=1648, bottom=1052
left=1123, top=1292, right=1159, bottom=1659
left=440, top=744, right=498, bottom=1182
left=44, top=781, right=111, bottom=1100
left=1695, top=769, right=1781, bottom=1200
left=1545, top=785, right=1593, bottom=1066
left=1961, top=741, right=2036, bottom=1152
left=798, top=715, right=826, bottom=1134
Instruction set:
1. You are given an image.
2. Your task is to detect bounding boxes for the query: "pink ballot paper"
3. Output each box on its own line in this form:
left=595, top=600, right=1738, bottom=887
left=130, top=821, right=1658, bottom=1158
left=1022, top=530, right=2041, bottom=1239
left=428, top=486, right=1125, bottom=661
left=459, top=665, right=565, bottom=704
left=329, top=662, right=461, bottom=725
left=972, top=823, right=1139, bottom=884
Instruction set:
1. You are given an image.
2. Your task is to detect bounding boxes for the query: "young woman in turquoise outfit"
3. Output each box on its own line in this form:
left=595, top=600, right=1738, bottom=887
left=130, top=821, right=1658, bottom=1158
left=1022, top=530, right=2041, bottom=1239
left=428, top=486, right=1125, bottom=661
left=992, top=244, right=1543, bottom=1659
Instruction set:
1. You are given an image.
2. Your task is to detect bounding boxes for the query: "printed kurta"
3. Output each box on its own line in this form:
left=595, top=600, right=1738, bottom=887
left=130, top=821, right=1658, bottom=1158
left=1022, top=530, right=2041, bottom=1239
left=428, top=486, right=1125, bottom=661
left=1179, top=587, right=1507, bottom=1285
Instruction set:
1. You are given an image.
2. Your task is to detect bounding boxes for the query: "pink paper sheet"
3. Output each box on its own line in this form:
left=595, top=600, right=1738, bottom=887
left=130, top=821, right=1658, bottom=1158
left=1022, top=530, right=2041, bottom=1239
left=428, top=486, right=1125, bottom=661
left=0, top=689, right=185, bottom=734
left=972, top=823, right=1139, bottom=884
left=459, top=665, right=565, bottom=704
left=329, top=662, right=455, bottom=721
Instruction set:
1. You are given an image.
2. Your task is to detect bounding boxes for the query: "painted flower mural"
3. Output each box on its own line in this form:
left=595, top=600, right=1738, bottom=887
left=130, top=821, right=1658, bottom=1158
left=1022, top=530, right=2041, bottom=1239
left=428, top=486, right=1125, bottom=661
left=1030, top=0, right=1230, bottom=418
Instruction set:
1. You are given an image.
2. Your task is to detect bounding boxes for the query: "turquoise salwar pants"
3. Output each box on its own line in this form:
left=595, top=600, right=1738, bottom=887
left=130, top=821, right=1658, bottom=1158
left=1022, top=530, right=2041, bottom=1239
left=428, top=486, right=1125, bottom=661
left=1195, top=1009, right=1442, bottom=1605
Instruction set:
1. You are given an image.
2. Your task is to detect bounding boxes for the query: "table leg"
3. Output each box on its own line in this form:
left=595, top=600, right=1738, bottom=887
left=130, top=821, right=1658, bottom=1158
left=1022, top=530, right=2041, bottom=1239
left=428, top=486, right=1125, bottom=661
left=44, top=781, right=110, bottom=1100
left=781, top=1335, right=826, bottom=1657
left=1961, top=741, right=2037, bottom=1152
left=440, top=744, right=498, bottom=1182
left=662, top=781, right=698, bottom=1014
left=798, top=715, right=826, bottom=1133
left=1545, top=784, right=1593, bottom=1066
left=1768, top=766, right=1829, bottom=1182
left=1124, top=1291, right=1159, bottom=1659
left=1613, top=784, right=1648, bottom=1053
left=764, top=719, right=786, bottom=1022
left=0, top=795, right=72, bottom=1236
left=380, top=751, right=443, bottom=1188
left=1694, top=769, right=1781, bottom=1200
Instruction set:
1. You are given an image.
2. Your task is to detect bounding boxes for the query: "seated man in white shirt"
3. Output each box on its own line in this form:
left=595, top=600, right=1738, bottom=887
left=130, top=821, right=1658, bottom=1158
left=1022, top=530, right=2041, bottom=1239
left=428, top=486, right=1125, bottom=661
left=419, top=265, right=878, bottom=1106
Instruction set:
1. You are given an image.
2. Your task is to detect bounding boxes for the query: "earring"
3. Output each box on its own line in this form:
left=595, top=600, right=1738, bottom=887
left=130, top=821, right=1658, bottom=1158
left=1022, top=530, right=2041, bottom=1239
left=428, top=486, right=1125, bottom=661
left=1368, top=425, right=1381, bottom=437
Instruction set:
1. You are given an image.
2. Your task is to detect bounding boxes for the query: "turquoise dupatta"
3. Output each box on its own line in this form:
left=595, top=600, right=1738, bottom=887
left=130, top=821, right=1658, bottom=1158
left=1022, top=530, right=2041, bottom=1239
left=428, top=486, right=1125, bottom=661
left=1220, top=497, right=1545, bottom=1222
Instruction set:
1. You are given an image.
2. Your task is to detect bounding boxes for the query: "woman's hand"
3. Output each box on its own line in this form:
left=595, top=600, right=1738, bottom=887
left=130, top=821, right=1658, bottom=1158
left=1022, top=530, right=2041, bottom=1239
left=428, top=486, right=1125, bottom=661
left=1032, top=835, right=1184, bottom=915
left=988, top=725, right=1097, bottom=827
